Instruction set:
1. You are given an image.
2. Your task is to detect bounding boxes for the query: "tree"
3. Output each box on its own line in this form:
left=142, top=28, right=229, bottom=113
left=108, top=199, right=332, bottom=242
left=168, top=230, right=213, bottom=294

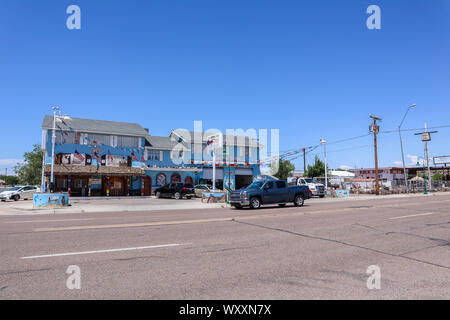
left=272, top=158, right=295, bottom=181
left=14, top=144, right=43, bottom=185
left=432, top=172, right=443, bottom=181
left=304, top=155, right=326, bottom=178
left=0, top=175, right=20, bottom=186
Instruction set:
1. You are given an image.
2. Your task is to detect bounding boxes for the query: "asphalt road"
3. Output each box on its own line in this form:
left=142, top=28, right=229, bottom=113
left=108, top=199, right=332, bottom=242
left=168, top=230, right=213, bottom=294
left=0, top=194, right=449, bottom=299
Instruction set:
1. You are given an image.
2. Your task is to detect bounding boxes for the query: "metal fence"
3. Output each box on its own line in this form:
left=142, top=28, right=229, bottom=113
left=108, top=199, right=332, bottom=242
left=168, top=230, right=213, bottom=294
left=313, top=177, right=450, bottom=194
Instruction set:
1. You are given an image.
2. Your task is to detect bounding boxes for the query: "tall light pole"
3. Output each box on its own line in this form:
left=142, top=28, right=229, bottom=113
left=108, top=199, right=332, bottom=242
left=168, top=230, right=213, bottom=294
left=398, top=104, right=416, bottom=193
left=50, top=107, right=71, bottom=193
left=320, top=139, right=327, bottom=190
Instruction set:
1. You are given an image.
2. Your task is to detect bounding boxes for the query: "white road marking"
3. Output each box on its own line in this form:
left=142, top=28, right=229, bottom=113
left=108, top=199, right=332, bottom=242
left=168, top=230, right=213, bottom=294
left=389, top=212, right=436, bottom=220
left=21, top=243, right=185, bottom=259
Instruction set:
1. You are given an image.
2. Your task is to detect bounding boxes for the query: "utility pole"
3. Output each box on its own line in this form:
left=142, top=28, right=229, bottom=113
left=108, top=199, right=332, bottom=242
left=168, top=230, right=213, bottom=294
left=415, top=123, right=437, bottom=191
left=370, top=115, right=382, bottom=195
left=320, top=139, right=328, bottom=190
left=303, top=148, right=306, bottom=174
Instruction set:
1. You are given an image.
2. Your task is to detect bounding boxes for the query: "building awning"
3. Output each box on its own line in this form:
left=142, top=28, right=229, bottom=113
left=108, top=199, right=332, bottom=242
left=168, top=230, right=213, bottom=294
left=44, top=165, right=145, bottom=176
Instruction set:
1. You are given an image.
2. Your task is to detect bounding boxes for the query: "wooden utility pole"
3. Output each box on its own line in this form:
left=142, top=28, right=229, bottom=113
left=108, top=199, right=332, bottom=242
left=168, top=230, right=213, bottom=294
left=370, top=115, right=382, bottom=195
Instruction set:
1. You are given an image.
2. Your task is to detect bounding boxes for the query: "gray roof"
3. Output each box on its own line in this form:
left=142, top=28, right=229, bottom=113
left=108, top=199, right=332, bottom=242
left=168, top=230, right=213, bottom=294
left=147, top=136, right=179, bottom=150
left=42, top=115, right=150, bottom=138
left=170, top=130, right=262, bottom=147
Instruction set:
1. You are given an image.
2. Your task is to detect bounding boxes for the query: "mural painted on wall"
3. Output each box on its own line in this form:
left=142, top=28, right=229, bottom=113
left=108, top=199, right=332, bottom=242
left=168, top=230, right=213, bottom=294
left=156, top=173, right=167, bottom=186
left=185, top=176, right=193, bottom=184
left=171, top=173, right=181, bottom=183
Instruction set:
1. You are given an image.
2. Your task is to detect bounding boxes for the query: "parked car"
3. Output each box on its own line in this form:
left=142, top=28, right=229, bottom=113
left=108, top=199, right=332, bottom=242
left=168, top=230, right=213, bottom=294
left=287, top=177, right=325, bottom=197
left=0, top=185, right=40, bottom=202
left=154, top=183, right=195, bottom=200
left=230, top=179, right=311, bottom=209
left=193, top=184, right=224, bottom=197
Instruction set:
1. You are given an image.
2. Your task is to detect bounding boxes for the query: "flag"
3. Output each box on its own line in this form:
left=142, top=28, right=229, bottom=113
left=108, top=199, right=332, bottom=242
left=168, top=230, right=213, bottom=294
left=93, top=152, right=102, bottom=164
left=131, top=151, right=139, bottom=161
left=107, top=150, right=114, bottom=162
left=56, top=124, right=68, bottom=136
left=74, top=150, right=85, bottom=162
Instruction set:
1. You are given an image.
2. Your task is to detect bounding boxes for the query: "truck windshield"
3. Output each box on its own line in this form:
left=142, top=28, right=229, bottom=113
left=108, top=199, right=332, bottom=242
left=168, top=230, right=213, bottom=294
left=246, top=181, right=264, bottom=189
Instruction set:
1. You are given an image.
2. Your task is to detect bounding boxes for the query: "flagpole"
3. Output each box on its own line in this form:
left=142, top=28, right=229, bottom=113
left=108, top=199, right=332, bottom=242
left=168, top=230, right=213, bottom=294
left=50, top=108, right=58, bottom=192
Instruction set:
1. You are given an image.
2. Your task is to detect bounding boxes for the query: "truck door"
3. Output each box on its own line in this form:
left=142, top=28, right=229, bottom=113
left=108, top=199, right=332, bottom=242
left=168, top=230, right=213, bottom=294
left=275, top=181, right=289, bottom=202
left=261, top=181, right=276, bottom=204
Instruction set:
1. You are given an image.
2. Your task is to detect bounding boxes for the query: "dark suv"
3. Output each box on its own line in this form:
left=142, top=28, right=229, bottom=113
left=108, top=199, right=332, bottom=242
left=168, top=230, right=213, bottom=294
left=154, top=183, right=195, bottom=200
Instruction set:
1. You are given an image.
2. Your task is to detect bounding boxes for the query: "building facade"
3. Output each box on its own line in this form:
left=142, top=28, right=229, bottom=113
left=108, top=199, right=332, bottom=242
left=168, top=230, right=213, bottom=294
left=42, top=116, right=262, bottom=196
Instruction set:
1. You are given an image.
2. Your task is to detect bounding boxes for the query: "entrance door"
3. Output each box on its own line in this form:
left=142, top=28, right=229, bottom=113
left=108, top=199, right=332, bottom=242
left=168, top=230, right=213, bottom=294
left=144, top=176, right=152, bottom=196
left=110, top=177, right=125, bottom=196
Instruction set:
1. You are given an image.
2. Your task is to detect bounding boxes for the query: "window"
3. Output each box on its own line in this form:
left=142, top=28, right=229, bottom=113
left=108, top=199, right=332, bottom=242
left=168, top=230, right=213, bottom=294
left=264, top=181, right=274, bottom=190
left=276, top=181, right=286, bottom=188
left=148, top=150, right=161, bottom=161
left=111, top=136, right=118, bottom=147
left=118, top=136, right=139, bottom=148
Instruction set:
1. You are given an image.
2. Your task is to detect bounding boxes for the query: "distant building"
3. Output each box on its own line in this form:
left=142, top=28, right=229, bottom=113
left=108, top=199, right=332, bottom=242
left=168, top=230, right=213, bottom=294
left=350, top=167, right=405, bottom=188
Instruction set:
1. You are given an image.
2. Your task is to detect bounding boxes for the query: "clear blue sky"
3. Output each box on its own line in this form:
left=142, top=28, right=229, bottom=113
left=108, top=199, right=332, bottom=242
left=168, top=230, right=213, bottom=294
left=1, top=0, right=449, bottom=173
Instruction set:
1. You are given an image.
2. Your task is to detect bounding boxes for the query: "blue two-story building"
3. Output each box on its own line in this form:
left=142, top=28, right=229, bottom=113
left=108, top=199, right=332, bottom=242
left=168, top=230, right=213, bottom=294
left=42, top=115, right=262, bottom=197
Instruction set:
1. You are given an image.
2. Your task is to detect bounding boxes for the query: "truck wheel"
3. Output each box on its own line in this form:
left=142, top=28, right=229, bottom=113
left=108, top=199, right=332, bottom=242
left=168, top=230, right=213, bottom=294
left=293, top=195, right=304, bottom=207
left=250, top=197, right=261, bottom=209
left=319, top=195, right=325, bottom=198
left=186, top=196, right=192, bottom=199
left=174, top=192, right=181, bottom=200
left=13, top=195, right=20, bottom=201
left=156, top=191, right=161, bottom=198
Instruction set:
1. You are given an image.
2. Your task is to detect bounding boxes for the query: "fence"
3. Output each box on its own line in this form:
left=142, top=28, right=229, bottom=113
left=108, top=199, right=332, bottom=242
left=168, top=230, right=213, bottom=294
left=309, top=177, right=450, bottom=194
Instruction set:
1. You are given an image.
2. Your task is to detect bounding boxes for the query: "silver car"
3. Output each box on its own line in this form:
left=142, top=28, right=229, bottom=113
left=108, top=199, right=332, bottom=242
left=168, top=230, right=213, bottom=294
left=0, top=186, right=40, bottom=201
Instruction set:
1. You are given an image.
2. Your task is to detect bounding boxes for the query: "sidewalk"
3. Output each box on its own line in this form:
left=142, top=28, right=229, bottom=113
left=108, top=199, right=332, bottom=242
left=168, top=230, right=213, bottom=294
left=0, top=192, right=447, bottom=216
left=0, top=197, right=225, bottom=216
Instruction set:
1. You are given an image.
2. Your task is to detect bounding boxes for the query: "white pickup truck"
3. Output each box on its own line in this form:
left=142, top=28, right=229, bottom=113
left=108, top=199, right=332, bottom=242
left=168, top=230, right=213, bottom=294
left=287, top=177, right=326, bottom=198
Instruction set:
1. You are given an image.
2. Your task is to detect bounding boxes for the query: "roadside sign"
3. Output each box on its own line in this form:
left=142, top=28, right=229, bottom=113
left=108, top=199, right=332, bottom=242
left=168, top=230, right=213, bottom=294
left=433, top=156, right=450, bottom=165
left=421, top=132, right=431, bottom=142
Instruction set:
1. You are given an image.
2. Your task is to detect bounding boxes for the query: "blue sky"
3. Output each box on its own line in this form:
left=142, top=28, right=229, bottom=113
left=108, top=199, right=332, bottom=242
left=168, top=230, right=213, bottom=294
left=1, top=0, right=449, bottom=173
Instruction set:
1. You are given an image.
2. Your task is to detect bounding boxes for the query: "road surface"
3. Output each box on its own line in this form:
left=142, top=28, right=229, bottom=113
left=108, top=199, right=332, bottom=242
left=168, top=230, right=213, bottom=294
left=0, top=194, right=448, bottom=299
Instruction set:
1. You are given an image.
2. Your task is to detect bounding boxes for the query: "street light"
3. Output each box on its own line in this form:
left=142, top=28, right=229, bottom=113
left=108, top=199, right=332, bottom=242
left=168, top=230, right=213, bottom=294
left=49, top=107, right=71, bottom=193
left=320, top=139, right=327, bottom=191
left=398, top=104, right=416, bottom=193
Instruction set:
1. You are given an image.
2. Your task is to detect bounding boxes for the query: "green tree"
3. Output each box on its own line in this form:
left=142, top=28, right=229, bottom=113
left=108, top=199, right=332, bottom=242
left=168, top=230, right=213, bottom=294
left=14, top=144, right=43, bottom=185
left=432, top=172, right=443, bottom=181
left=304, top=155, right=326, bottom=177
left=272, top=158, right=295, bottom=181
left=0, top=175, right=20, bottom=185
